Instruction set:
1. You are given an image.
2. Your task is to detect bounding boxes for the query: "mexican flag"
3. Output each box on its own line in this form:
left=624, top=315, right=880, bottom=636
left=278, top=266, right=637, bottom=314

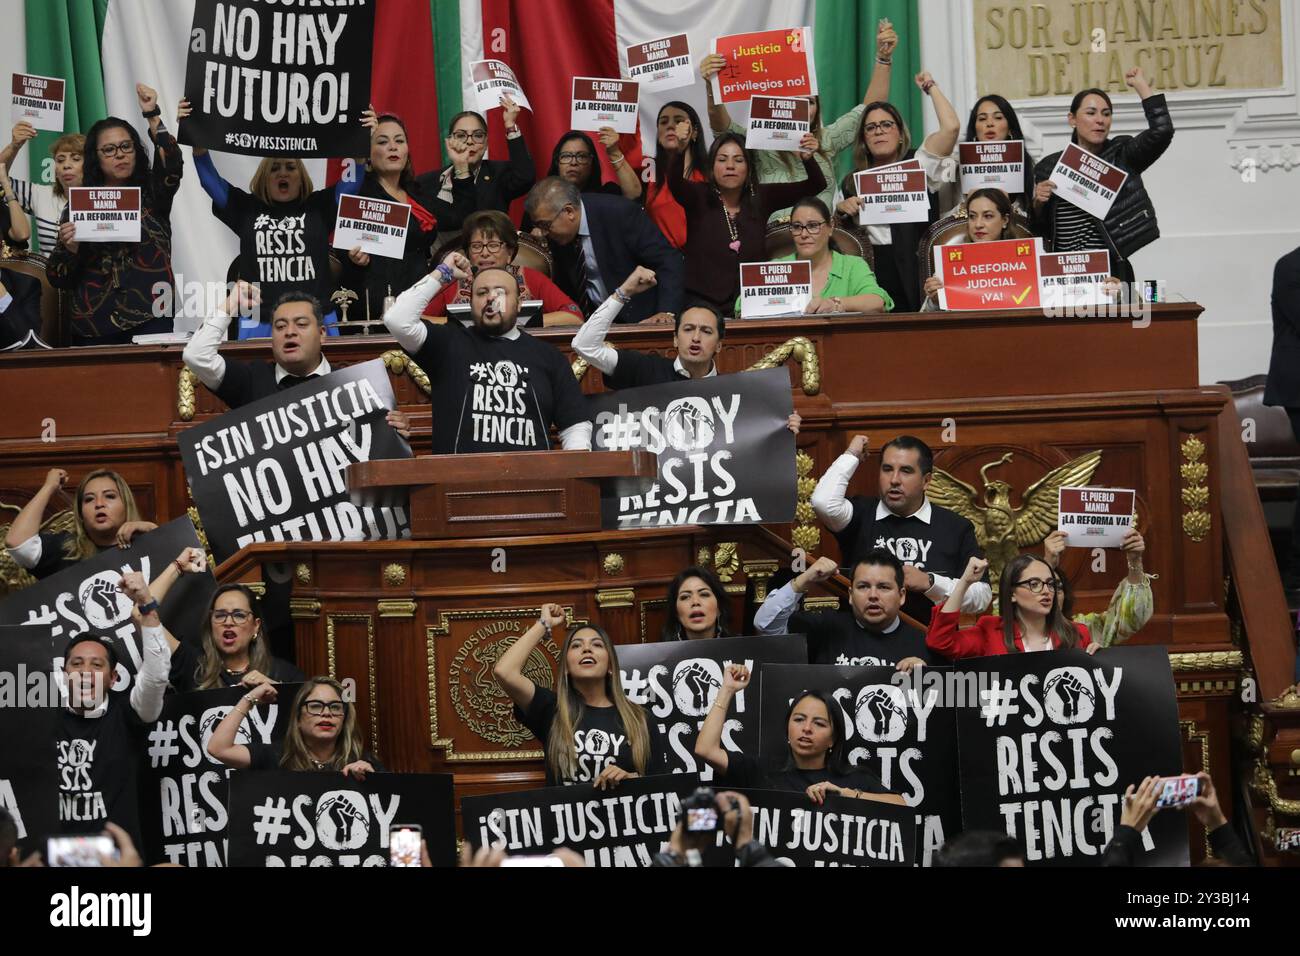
left=23, top=0, right=919, bottom=327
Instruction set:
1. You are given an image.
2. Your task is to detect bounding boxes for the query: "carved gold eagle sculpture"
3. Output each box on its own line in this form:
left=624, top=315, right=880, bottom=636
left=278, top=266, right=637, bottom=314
left=927, top=450, right=1103, bottom=601
left=0, top=502, right=77, bottom=597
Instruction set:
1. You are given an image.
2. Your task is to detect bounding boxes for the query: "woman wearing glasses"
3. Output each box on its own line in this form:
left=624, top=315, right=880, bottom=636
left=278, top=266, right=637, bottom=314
left=432, top=96, right=535, bottom=218
left=422, top=210, right=580, bottom=327
left=165, top=584, right=305, bottom=693
left=208, top=676, right=381, bottom=778
left=521, top=130, right=637, bottom=233
left=47, top=84, right=182, bottom=345
left=926, top=554, right=1098, bottom=658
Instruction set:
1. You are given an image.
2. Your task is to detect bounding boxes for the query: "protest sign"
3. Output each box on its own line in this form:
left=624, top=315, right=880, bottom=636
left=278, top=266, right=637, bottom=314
left=1048, top=143, right=1129, bottom=219
left=733, top=788, right=915, bottom=867
left=935, top=237, right=1043, bottom=311
left=745, top=96, right=811, bottom=151
left=1038, top=249, right=1113, bottom=309
left=469, top=59, right=532, bottom=114
left=710, top=27, right=817, bottom=104
left=959, top=140, right=1026, bottom=194
left=571, top=78, right=640, bottom=135
left=178, top=360, right=413, bottom=564
left=589, top=368, right=796, bottom=530
left=854, top=161, right=930, bottom=225
left=625, top=34, right=694, bottom=90
left=1058, top=487, right=1136, bottom=548
left=333, top=194, right=411, bottom=260
left=69, top=187, right=141, bottom=243
left=955, top=647, right=1188, bottom=866
left=618, top=634, right=809, bottom=781
left=11, top=72, right=65, bottom=131
left=178, top=0, right=375, bottom=157
left=227, top=770, right=457, bottom=866
left=739, top=260, right=813, bottom=318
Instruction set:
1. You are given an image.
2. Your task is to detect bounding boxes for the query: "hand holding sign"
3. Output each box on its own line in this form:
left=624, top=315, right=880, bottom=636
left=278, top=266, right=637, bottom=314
left=593, top=764, right=638, bottom=792
left=699, top=53, right=726, bottom=83
left=1043, top=529, right=1068, bottom=567
left=57, top=220, right=79, bottom=254
left=798, top=132, right=819, bottom=159
left=501, top=94, right=521, bottom=129
left=1033, top=179, right=1056, bottom=208
left=115, top=520, right=158, bottom=549
left=9, top=120, right=36, bottom=148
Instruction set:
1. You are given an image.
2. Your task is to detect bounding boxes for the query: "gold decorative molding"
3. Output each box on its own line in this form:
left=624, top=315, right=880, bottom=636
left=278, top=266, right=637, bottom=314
left=1182, top=512, right=1211, bottom=541
left=746, top=336, right=821, bottom=396
left=245, top=582, right=266, bottom=598
left=1181, top=486, right=1209, bottom=510
left=804, top=597, right=841, bottom=611
left=1168, top=650, right=1243, bottom=672
left=1252, top=759, right=1300, bottom=816
left=1272, top=684, right=1300, bottom=710
left=793, top=451, right=820, bottom=555
left=639, top=597, right=668, bottom=643
left=713, top=542, right=740, bottom=583
left=325, top=613, right=378, bottom=756
left=571, top=355, right=591, bottom=381
left=1180, top=719, right=1213, bottom=857
left=381, top=349, right=431, bottom=396
left=383, top=562, right=407, bottom=587
left=601, top=553, right=625, bottom=576
left=184, top=506, right=214, bottom=568
left=596, top=587, right=635, bottom=609
left=1178, top=434, right=1212, bottom=544
left=377, top=600, right=417, bottom=618
left=743, top=560, right=780, bottom=603
left=1242, top=715, right=1267, bottom=755
left=695, top=547, right=711, bottom=568
left=178, top=367, right=198, bottom=421
left=295, top=563, right=312, bottom=586
left=289, top=598, right=320, bottom=619
left=1181, top=436, right=1205, bottom=462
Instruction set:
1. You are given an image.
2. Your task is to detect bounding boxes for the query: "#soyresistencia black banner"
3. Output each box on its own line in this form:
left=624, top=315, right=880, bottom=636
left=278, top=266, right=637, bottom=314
left=760, top=663, right=961, bottom=868
left=178, top=359, right=412, bottom=564
left=589, top=367, right=796, bottom=530
left=0, top=518, right=216, bottom=693
left=0, top=626, right=62, bottom=853
left=139, top=684, right=299, bottom=867
left=955, top=646, right=1188, bottom=866
left=227, top=770, right=457, bottom=867
left=179, top=0, right=375, bottom=157
left=617, top=634, right=808, bottom=782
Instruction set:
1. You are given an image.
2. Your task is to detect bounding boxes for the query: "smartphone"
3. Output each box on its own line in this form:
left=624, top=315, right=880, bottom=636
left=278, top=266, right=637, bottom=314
left=388, top=824, right=422, bottom=867
left=686, top=806, right=719, bottom=832
left=499, top=855, right=565, bottom=867
left=47, top=835, right=116, bottom=868
left=1155, top=774, right=1203, bottom=809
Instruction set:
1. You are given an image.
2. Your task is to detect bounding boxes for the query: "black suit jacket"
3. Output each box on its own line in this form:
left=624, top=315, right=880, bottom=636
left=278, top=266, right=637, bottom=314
left=0, top=267, right=43, bottom=348
left=553, top=193, right=684, bottom=324
left=1264, top=246, right=1300, bottom=409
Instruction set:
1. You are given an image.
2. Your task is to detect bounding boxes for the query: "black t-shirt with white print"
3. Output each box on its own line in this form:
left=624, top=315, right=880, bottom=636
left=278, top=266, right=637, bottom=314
left=788, top=609, right=936, bottom=667
left=515, top=685, right=665, bottom=787
left=56, top=700, right=147, bottom=846
left=410, top=320, right=590, bottom=455
left=834, top=496, right=986, bottom=621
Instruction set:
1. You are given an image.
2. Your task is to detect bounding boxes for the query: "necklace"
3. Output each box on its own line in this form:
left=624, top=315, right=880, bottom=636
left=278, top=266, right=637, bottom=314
left=717, top=189, right=742, bottom=254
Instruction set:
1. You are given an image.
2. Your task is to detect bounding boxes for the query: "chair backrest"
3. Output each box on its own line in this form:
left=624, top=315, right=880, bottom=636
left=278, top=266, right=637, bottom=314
left=918, top=209, right=1035, bottom=280
left=0, top=250, right=62, bottom=346
left=429, top=230, right=554, bottom=280
left=763, top=222, right=874, bottom=270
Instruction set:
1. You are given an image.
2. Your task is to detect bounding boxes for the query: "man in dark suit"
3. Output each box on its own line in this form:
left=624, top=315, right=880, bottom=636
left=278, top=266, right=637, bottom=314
left=0, top=266, right=42, bottom=348
left=523, top=177, right=683, bottom=324
left=1264, top=246, right=1300, bottom=607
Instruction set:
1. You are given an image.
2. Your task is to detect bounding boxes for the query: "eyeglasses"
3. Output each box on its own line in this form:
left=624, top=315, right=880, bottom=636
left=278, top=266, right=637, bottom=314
left=790, top=220, right=827, bottom=236
left=450, top=129, right=488, bottom=144
left=302, top=700, right=346, bottom=716
left=532, top=206, right=571, bottom=234
left=864, top=121, right=897, bottom=135
left=469, top=240, right=507, bottom=254
left=98, top=141, right=136, bottom=158
left=211, top=609, right=252, bottom=624
left=1015, top=578, right=1058, bottom=594
left=558, top=151, right=593, bottom=164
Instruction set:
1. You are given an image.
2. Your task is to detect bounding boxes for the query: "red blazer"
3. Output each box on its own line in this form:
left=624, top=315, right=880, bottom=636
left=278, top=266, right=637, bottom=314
left=926, top=607, right=1091, bottom=660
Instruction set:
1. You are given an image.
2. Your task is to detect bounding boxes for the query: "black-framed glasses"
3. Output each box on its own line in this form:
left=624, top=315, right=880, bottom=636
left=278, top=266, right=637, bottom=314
left=532, top=205, right=571, bottom=234
left=558, top=151, right=593, bottom=164
left=302, top=700, right=346, bottom=716
left=450, top=129, right=488, bottom=144
left=98, top=141, right=135, bottom=158
left=790, top=220, right=827, bottom=236
left=468, top=240, right=507, bottom=254
left=864, top=121, right=897, bottom=134
left=211, top=609, right=252, bottom=624
left=1015, top=578, right=1058, bottom=594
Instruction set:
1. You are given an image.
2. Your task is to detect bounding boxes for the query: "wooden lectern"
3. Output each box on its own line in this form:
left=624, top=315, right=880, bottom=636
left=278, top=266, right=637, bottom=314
left=347, top=450, right=656, bottom=538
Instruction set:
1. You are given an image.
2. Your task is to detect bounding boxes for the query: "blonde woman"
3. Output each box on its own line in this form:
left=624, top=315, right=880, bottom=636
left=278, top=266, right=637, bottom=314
left=4, top=468, right=155, bottom=580
left=495, top=604, right=664, bottom=789
left=1, top=122, right=84, bottom=250
left=208, top=676, right=380, bottom=777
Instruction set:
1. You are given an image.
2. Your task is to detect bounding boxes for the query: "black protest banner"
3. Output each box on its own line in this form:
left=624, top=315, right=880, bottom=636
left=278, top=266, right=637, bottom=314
left=179, top=0, right=375, bottom=157
left=0, top=518, right=216, bottom=692
left=0, top=626, right=62, bottom=853
left=139, top=684, right=299, bottom=867
left=955, top=646, right=1188, bottom=866
left=178, top=359, right=413, bottom=564
left=589, top=367, right=795, bottom=530
left=618, top=634, right=808, bottom=782
left=730, top=787, right=915, bottom=867
left=227, top=770, right=456, bottom=867
left=462, top=774, right=698, bottom=866
left=760, top=663, right=960, bottom=867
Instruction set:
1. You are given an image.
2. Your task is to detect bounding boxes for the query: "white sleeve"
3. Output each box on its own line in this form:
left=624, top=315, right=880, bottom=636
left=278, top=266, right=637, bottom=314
left=181, top=310, right=233, bottom=390
left=570, top=295, right=626, bottom=375
left=754, top=581, right=802, bottom=635
left=6, top=534, right=42, bottom=570
left=962, top=581, right=993, bottom=615
left=383, top=272, right=450, bottom=353
left=810, top=452, right=860, bottom=533
left=559, top=422, right=593, bottom=451
left=916, top=146, right=959, bottom=192
left=129, top=624, right=173, bottom=723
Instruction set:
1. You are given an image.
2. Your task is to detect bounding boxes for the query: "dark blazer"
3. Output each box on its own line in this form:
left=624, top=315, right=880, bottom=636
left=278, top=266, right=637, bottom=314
left=1264, top=246, right=1300, bottom=409
left=552, top=193, right=684, bottom=324
left=428, top=134, right=536, bottom=216
left=0, top=267, right=43, bottom=348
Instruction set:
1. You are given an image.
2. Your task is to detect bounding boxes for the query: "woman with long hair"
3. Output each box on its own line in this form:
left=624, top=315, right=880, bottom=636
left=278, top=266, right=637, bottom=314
left=164, top=584, right=305, bottom=693
left=961, top=95, right=1037, bottom=209
left=921, top=187, right=1022, bottom=309
left=208, top=676, right=380, bottom=777
left=0, top=124, right=83, bottom=251
left=5, top=467, right=154, bottom=579
left=612, top=101, right=708, bottom=250
left=927, top=555, right=1099, bottom=658
left=697, top=665, right=905, bottom=806
left=1045, top=526, right=1154, bottom=648
left=47, top=84, right=182, bottom=344
left=521, top=130, right=637, bottom=232
left=495, top=603, right=663, bottom=788
left=661, top=565, right=731, bottom=641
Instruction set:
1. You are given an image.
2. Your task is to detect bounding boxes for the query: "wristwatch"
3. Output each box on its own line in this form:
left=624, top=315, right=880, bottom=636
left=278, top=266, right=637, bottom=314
left=141, top=106, right=161, bottom=118
left=137, top=599, right=161, bottom=616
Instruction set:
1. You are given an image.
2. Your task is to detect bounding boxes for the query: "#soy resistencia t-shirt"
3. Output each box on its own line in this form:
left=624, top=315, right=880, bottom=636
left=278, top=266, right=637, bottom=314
left=515, top=685, right=666, bottom=787
left=56, top=700, right=147, bottom=846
